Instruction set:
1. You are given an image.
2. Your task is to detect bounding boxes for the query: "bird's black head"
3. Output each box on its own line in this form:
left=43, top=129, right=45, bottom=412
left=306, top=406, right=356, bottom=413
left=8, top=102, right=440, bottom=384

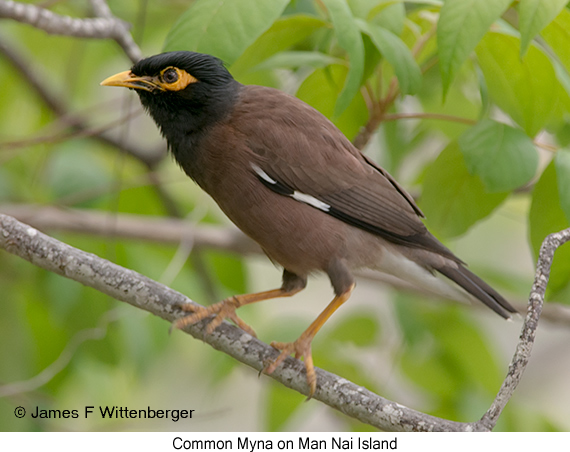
left=101, top=51, right=239, bottom=143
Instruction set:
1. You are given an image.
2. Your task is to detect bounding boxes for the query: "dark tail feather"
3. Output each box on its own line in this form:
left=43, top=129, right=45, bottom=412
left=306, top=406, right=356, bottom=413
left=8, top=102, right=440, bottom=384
left=436, top=264, right=517, bottom=319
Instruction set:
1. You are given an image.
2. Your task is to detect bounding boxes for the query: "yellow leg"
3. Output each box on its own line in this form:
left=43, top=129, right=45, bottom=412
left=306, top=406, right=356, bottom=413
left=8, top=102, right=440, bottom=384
left=264, top=283, right=355, bottom=398
left=173, top=287, right=302, bottom=337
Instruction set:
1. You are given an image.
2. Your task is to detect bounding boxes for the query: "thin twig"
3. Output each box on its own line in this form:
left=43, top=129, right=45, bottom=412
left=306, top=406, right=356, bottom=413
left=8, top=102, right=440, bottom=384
left=0, top=308, right=124, bottom=397
left=0, top=0, right=126, bottom=39
left=534, top=141, right=557, bottom=153
left=0, top=109, right=143, bottom=152
left=381, top=112, right=476, bottom=125
left=0, top=34, right=180, bottom=217
left=353, top=23, right=437, bottom=150
left=0, top=0, right=142, bottom=62
left=0, top=37, right=163, bottom=168
left=479, top=227, right=570, bottom=430
left=411, top=22, right=436, bottom=60
left=353, top=77, right=399, bottom=150
left=88, top=0, right=142, bottom=63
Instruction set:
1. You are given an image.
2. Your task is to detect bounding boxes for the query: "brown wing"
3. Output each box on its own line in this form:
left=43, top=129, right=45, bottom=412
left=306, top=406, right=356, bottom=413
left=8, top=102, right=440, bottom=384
left=232, top=85, right=458, bottom=260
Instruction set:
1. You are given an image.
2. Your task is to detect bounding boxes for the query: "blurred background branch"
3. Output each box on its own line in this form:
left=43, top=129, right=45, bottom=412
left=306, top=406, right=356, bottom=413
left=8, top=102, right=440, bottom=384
left=3, top=203, right=570, bottom=326
left=0, top=0, right=141, bottom=61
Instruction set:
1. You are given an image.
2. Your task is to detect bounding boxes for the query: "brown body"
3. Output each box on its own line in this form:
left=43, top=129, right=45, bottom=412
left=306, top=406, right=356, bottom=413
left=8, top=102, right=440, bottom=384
left=187, top=86, right=460, bottom=295
left=101, top=52, right=516, bottom=397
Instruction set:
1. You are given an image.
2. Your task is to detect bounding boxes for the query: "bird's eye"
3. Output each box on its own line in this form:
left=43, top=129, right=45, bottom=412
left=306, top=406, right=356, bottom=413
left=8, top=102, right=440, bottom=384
left=162, top=68, right=179, bottom=84
left=158, top=67, right=197, bottom=91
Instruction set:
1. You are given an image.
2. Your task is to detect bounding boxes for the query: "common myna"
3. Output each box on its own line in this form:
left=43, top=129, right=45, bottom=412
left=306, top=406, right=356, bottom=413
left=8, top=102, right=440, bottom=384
left=101, top=51, right=516, bottom=397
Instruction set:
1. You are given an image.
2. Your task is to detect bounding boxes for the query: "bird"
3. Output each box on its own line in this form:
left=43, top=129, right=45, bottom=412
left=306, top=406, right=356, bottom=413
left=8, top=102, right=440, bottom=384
left=101, top=51, right=516, bottom=397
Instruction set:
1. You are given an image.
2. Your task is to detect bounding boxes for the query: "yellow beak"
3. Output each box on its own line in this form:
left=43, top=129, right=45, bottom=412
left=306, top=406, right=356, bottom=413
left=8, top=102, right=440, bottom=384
left=100, top=70, right=161, bottom=92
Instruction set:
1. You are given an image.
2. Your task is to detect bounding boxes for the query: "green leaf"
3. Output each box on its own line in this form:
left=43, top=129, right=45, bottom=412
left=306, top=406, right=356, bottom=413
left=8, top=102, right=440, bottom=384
left=437, top=0, right=511, bottom=96
left=0, top=167, right=15, bottom=202
left=251, top=51, right=342, bottom=72
left=416, top=67, right=479, bottom=140
left=323, top=0, right=365, bottom=117
left=265, top=382, right=305, bottom=431
left=367, top=0, right=443, bottom=22
left=432, top=312, right=501, bottom=394
left=395, top=296, right=503, bottom=401
left=476, top=32, right=561, bottom=136
left=46, top=272, right=82, bottom=324
left=458, top=120, right=538, bottom=192
left=163, top=0, right=289, bottom=65
left=231, top=15, right=327, bottom=78
left=296, top=65, right=369, bottom=140
left=529, top=161, right=570, bottom=295
left=421, top=141, right=508, bottom=238
left=204, top=251, right=247, bottom=295
left=370, top=1, right=405, bottom=36
left=45, top=142, right=111, bottom=207
left=399, top=302, right=501, bottom=396
left=324, top=312, right=379, bottom=347
left=541, top=8, right=570, bottom=75
left=555, top=149, right=570, bottom=223
left=519, top=0, right=568, bottom=57
left=540, top=10, right=570, bottom=119
left=348, top=0, right=382, bottom=19
left=357, top=20, right=422, bottom=94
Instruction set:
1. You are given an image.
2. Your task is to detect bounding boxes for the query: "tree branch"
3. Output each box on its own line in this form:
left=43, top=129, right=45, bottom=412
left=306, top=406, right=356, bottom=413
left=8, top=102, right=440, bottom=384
left=0, top=204, right=260, bottom=254
left=0, top=33, right=181, bottom=216
left=0, top=213, right=473, bottom=431
left=0, top=0, right=141, bottom=62
left=0, top=37, right=163, bottom=168
left=88, top=0, right=142, bottom=63
left=1, top=213, right=568, bottom=430
left=4, top=203, right=570, bottom=326
left=0, top=0, right=125, bottom=38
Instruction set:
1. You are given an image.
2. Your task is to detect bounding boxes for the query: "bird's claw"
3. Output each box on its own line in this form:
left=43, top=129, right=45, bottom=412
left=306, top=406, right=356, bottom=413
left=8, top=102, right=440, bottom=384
left=172, top=297, right=257, bottom=337
left=265, top=336, right=316, bottom=399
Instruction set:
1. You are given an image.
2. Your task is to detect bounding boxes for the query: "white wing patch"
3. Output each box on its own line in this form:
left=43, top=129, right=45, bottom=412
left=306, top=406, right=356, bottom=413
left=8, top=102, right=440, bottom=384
left=250, top=163, right=277, bottom=185
left=292, top=191, right=330, bottom=212
left=250, top=162, right=330, bottom=213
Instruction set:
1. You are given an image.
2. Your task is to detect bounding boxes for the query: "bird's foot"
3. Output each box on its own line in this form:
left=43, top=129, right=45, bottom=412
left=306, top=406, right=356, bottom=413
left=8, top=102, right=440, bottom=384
left=173, top=297, right=257, bottom=337
left=265, top=335, right=317, bottom=398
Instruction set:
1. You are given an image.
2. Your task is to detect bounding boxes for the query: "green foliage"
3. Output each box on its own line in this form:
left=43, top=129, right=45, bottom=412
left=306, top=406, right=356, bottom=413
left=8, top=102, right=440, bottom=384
left=518, top=0, right=568, bottom=57
left=556, top=149, right=570, bottom=223
left=265, top=383, right=306, bottom=431
left=542, top=8, right=570, bottom=74
left=296, top=64, right=369, bottom=139
left=163, top=0, right=289, bottom=64
left=396, top=296, right=502, bottom=399
left=437, top=0, right=511, bottom=96
left=529, top=162, right=570, bottom=295
left=421, top=142, right=508, bottom=238
left=324, top=312, right=378, bottom=347
left=458, top=120, right=538, bottom=193
left=357, top=20, right=422, bottom=94
left=2, top=0, right=570, bottom=432
left=323, top=0, right=366, bottom=116
left=231, top=15, right=327, bottom=78
left=475, top=31, right=565, bottom=136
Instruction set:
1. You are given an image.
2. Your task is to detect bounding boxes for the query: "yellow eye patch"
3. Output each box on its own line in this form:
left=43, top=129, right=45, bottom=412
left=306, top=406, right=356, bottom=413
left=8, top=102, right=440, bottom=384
left=159, top=67, right=198, bottom=91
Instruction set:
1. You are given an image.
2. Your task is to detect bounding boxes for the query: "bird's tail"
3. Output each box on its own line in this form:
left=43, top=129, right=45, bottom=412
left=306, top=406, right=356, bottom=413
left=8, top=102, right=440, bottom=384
left=436, top=264, right=517, bottom=319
